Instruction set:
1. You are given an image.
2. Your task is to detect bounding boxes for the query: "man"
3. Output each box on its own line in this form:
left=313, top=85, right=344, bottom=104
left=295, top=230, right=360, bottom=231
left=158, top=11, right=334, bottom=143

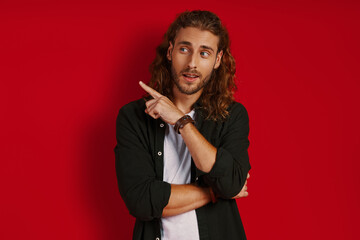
left=115, top=10, right=251, bottom=240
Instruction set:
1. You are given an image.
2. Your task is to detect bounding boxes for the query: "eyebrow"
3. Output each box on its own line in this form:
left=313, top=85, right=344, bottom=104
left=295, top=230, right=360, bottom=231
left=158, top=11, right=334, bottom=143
left=177, top=41, right=215, bottom=53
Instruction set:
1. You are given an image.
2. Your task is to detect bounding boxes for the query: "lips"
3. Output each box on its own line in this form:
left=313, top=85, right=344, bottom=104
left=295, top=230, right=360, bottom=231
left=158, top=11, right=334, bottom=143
left=183, top=73, right=199, bottom=78
left=182, top=72, right=200, bottom=82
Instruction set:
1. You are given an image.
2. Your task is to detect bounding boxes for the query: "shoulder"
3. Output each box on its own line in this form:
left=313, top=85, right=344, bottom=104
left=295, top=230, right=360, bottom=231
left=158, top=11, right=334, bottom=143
left=118, top=98, right=147, bottom=118
left=116, top=98, right=147, bottom=126
left=119, top=98, right=146, bottom=115
left=227, top=101, right=249, bottom=121
left=220, top=101, right=250, bottom=136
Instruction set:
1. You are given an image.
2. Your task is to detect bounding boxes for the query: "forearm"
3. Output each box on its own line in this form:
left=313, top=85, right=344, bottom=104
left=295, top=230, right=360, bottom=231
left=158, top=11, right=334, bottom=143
left=179, top=122, right=216, bottom=173
left=180, top=121, right=249, bottom=199
left=162, top=184, right=211, bottom=217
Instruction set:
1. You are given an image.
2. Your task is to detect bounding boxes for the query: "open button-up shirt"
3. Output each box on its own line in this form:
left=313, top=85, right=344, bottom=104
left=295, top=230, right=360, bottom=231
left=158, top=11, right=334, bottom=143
left=114, top=99, right=251, bottom=240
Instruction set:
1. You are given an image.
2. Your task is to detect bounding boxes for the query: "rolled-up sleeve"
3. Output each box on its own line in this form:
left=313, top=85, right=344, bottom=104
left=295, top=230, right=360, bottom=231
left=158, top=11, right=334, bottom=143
left=114, top=104, right=171, bottom=221
left=202, top=103, right=251, bottom=199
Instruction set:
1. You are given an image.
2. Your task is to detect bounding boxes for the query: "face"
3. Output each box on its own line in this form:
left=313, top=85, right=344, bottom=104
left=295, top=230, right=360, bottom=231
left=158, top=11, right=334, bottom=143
left=167, top=27, right=223, bottom=96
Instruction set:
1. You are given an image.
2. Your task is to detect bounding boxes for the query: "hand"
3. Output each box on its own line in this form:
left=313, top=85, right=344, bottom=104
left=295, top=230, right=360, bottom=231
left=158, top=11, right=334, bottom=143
left=139, top=81, right=184, bottom=125
left=232, top=173, right=250, bottom=199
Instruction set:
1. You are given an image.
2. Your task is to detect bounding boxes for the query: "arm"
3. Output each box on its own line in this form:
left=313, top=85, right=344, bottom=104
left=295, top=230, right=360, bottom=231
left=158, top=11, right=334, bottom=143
left=115, top=103, right=171, bottom=221
left=176, top=107, right=250, bottom=199
left=163, top=172, right=250, bottom=217
left=162, top=184, right=211, bottom=217
left=200, top=103, right=251, bottom=199
left=138, top=81, right=217, bottom=173
left=139, top=82, right=251, bottom=200
left=179, top=123, right=216, bottom=172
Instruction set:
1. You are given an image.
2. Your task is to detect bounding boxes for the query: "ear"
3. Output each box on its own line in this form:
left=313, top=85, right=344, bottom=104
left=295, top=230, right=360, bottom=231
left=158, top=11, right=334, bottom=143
left=167, top=42, right=174, bottom=61
left=214, top=50, right=223, bottom=69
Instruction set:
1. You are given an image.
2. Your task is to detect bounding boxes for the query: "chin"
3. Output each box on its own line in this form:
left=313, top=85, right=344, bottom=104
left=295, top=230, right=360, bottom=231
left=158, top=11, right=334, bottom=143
left=177, top=84, right=203, bottom=95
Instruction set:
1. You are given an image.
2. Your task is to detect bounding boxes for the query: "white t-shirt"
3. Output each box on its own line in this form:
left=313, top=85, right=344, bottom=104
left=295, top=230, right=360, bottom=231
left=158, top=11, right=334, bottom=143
left=160, top=110, right=199, bottom=240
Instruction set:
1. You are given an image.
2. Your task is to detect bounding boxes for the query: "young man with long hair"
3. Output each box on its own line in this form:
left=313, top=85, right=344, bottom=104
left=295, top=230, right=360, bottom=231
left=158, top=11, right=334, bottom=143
left=115, top=10, right=251, bottom=240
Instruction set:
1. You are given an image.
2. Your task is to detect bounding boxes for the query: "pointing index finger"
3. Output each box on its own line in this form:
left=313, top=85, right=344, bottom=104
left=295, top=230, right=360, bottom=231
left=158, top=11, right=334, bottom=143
left=139, top=81, right=162, bottom=98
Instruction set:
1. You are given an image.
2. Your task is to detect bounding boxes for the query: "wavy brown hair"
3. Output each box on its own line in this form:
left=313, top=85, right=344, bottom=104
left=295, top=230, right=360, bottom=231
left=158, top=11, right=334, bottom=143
left=149, top=10, right=237, bottom=121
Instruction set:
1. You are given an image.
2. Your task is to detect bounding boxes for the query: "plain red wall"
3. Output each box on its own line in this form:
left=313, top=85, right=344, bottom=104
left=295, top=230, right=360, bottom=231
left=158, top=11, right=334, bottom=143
left=1, top=0, right=359, bottom=239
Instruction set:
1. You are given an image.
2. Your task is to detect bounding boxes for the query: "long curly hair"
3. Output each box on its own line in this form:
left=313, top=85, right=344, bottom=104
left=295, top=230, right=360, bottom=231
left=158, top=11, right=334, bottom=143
left=149, top=10, right=237, bottom=121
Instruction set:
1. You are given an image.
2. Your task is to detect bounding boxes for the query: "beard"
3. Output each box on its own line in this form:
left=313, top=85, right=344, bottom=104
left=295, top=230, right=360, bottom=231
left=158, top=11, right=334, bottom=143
left=171, top=65, right=214, bottom=95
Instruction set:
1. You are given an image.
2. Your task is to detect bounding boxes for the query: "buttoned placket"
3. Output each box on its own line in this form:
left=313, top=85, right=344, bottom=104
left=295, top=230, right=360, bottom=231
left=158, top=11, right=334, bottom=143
left=154, top=119, right=166, bottom=240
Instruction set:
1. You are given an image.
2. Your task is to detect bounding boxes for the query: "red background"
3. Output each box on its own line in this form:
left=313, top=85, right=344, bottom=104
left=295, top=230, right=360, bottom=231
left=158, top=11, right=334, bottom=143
left=1, top=0, right=359, bottom=239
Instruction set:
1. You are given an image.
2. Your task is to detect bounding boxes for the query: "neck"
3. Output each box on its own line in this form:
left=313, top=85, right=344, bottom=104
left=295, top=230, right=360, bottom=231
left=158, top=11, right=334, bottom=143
left=172, top=85, right=202, bottom=114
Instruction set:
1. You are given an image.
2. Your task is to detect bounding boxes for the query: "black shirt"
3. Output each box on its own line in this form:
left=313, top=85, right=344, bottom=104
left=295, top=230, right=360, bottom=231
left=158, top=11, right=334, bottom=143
left=115, top=98, right=251, bottom=240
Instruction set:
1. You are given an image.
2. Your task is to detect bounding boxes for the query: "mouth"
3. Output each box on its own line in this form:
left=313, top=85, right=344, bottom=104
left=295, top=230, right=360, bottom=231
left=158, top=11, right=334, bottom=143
left=182, top=73, right=200, bottom=82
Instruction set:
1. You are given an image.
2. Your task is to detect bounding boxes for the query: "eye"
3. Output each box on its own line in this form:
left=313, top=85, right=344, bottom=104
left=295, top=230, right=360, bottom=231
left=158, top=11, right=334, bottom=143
left=180, top=47, right=189, bottom=53
left=200, top=51, right=210, bottom=58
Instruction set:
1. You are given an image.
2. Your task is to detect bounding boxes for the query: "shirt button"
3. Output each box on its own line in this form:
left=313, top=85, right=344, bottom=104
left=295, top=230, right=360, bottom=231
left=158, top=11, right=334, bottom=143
left=160, top=123, right=164, bottom=128
left=157, top=151, right=162, bottom=156
left=196, top=177, right=199, bottom=181
left=155, top=238, right=160, bottom=240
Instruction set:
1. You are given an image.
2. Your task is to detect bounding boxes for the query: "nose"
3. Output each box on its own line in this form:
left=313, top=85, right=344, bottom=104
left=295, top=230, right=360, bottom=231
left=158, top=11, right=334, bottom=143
left=187, top=53, right=197, bottom=69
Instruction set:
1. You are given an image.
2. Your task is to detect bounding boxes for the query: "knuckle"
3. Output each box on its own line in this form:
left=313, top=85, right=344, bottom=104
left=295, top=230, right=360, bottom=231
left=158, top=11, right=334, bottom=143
left=146, top=100, right=153, bottom=108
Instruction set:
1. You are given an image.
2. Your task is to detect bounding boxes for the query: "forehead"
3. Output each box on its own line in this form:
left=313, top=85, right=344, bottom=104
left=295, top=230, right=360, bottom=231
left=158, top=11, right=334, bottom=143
left=174, top=27, right=219, bottom=51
